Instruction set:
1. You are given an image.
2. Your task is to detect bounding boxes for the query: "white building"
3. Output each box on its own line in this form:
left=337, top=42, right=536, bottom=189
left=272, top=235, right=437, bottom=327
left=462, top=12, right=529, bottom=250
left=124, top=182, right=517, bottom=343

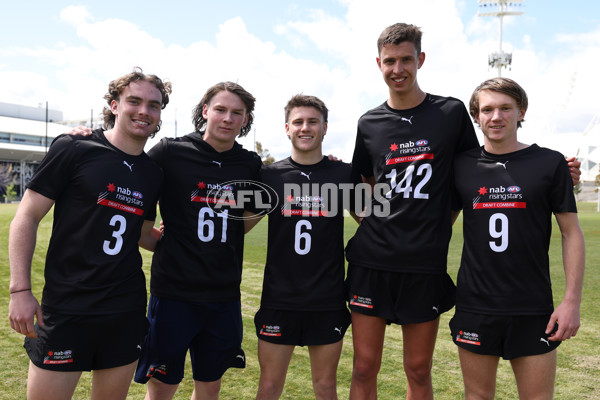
left=0, top=102, right=71, bottom=199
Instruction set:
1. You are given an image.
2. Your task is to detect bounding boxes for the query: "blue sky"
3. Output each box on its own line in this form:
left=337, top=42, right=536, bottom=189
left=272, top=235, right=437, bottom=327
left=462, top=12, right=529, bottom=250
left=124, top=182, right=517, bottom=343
left=1, top=0, right=599, bottom=159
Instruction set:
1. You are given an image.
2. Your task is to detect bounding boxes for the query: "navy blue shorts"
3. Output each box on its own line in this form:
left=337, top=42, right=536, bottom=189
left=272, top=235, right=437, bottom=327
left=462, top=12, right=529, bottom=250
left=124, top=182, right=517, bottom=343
left=254, top=307, right=351, bottom=346
left=25, top=309, right=147, bottom=371
left=449, top=310, right=561, bottom=360
left=134, top=296, right=245, bottom=384
left=346, top=264, right=456, bottom=325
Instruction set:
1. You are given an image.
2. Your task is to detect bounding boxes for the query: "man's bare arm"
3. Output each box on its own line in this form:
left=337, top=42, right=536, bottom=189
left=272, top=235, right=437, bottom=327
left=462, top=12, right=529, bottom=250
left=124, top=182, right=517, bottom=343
left=546, top=212, right=585, bottom=341
left=8, top=189, right=54, bottom=338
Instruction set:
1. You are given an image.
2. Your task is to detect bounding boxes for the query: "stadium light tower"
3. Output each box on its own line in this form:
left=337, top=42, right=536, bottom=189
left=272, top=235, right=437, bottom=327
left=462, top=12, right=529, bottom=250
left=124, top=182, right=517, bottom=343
left=478, top=0, right=524, bottom=76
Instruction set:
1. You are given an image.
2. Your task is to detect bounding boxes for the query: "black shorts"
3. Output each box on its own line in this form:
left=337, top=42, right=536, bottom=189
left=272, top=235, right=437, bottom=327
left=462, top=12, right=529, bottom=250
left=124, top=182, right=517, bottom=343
left=25, top=309, right=147, bottom=371
left=254, top=307, right=351, bottom=346
left=346, top=264, right=455, bottom=325
left=134, top=296, right=245, bottom=385
left=449, top=310, right=561, bottom=360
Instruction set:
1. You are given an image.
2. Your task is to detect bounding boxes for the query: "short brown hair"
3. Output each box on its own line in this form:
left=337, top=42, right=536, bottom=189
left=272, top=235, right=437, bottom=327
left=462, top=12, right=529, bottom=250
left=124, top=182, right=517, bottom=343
left=284, top=94, right=328, bottom=123
left=469, top=77, right=528, bottom=128
left=102, top=67, right=172, bottom=136
left=377, top=23, right=423, bottom=55
left=191, top=82, right=256, bottom=137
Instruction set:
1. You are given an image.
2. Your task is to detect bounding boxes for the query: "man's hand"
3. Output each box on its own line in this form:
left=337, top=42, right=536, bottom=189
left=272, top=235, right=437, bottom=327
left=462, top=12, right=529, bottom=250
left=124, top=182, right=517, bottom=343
left=566, top=157, right=581, bottom=186
left=66, top=126, right=93, bottom=136
left=546, top=299, right=580, bottom=341
left=9, top=291, right=44, bottom=338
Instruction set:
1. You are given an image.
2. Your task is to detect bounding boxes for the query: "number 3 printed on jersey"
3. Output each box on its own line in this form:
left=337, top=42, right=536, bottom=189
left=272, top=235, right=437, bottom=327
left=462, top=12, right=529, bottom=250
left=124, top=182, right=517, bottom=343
left=103, top=214, right=126, bottom=255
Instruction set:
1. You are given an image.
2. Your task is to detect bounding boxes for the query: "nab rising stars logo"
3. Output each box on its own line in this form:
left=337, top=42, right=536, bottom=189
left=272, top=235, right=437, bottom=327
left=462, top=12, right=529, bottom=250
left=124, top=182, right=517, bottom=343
left=386, top=138, right=433, bottom=166
left=192, top=180, right=236, bottom=206
left=97, top=183, right=145, bottom=215
left=472, top=184, right=525, bottom=210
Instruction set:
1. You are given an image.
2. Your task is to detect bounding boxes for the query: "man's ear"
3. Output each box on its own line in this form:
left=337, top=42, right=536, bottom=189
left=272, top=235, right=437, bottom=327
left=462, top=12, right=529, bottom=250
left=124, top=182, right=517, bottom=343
left=417, top=51, right=426, bottom=69
left=110, top=100, right=119, bottom=115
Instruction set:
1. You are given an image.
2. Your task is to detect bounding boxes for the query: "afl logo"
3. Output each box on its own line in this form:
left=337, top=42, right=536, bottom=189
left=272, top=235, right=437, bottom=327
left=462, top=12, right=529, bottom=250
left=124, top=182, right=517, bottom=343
left=132, top=191, right=143, bottom=199
left=222, top=185, right=234, bottom=191
left=507, top=186, right=521, bottom=193
left=416, top=139, right=428, bottom=146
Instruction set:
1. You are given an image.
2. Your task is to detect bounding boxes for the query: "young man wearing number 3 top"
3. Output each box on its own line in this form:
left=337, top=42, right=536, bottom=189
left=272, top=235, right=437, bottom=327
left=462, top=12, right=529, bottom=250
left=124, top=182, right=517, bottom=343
left=8, top=68, right=171, bottom=400
left=450, top=77, right=585, bottom=399
left=245, top=94, right=360, bottom=400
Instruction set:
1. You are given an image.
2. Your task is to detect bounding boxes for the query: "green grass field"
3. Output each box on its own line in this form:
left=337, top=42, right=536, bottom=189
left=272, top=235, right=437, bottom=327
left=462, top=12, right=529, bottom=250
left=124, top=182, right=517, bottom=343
left=1, top=203, right=599, bottom=399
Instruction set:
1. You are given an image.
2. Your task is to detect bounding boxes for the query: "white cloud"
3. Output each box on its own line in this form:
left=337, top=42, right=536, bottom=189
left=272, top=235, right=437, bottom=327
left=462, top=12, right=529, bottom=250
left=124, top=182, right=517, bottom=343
left=1, top=0, right=598, bottom=162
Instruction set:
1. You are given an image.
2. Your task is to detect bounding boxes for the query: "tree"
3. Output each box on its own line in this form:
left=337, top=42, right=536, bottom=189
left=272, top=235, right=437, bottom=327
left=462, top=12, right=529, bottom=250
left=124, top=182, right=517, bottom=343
left=0, top=163, right=16, bottom=202
left=256, top=141, right=275, bottom=165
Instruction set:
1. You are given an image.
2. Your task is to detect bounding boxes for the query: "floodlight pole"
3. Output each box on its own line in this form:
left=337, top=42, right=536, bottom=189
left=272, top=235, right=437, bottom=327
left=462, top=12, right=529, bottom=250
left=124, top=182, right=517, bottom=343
left=478, top=0, right=524, bottom=76
left=45, top=101, right=48, bottom=154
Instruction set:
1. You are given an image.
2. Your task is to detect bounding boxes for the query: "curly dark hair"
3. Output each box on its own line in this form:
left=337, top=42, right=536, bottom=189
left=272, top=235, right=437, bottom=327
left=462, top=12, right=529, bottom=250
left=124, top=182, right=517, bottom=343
left=102, top=67, right=172, bottom=137
left=191, top=82, right=256, bottom=137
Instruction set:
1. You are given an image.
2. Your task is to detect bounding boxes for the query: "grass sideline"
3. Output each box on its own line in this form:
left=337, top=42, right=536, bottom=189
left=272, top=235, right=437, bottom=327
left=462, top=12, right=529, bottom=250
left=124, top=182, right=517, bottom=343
left=1, top=202, right=598, bottom=399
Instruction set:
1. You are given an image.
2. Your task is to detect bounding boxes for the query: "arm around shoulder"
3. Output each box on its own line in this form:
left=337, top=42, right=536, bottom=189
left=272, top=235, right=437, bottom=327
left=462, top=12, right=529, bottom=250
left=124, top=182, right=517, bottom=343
left=138, top=220, right=162, bottom=252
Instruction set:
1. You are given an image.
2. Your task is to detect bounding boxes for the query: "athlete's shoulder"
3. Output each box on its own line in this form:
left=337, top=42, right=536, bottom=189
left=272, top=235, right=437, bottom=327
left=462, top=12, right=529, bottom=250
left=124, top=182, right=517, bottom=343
left=359, top=102, right=388, bottom=120
left=456, top=145, right=482, bottom=159
left=323, top=157, right=352, bottom=171
left=154, top=131, right=201, bottom=147
left=529, top=144, right=563, bottom=158
left=230, top=141, right=263, bottom=166
left=48, top=129, right=108, bottom=154
left=426, top=94, right=468, bottom=112
left=524, top=144, right=569, bottom=169
left=262, top=157, right=291, bottom=171
left=148, top=131, right=204, bottom=161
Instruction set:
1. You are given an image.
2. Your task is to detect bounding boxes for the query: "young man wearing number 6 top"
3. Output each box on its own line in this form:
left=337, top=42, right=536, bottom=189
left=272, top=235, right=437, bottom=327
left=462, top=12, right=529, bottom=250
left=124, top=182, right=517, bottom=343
left=450, top=77, right=585, bottom=399
left=133, top=82, right=262, bottom=400
left=8, top=68, right=171, bottom=400
left=244, top=94, right=361, bottom=400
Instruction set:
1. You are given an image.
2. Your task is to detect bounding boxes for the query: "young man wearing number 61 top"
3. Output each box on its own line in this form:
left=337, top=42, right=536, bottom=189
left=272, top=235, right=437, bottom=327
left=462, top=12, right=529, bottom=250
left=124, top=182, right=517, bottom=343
left=8, top=68, right=171, bottom=400
left=133, top=82, right=263, bottom=400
